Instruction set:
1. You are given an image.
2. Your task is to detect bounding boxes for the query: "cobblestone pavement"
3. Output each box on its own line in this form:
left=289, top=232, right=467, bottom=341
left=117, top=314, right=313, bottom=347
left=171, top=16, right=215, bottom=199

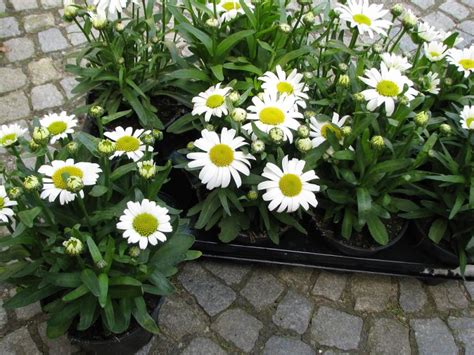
left=1, top=0, right=474, bottom=354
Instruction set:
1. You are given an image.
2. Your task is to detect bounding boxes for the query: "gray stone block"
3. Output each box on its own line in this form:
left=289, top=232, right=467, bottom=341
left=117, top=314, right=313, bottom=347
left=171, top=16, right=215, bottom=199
left=28, top=58, right=61, bottom=85
left=203, top=260, right=251, bottom=286
left=272, top=289, right=313, bottom=334
left=0, top=326, right=41, bottom=354
left=352, top=274, right=396, bottom=312
left=181, top=337, right=227, bottom=355
left=38, top=28, right=69, bottom=52
left=399, top=278, right=427, bottom=312
left=14, top=301, right=42, bottom=320
left=428, top=280, right=469, bottom=311
left=40, top=0, right=63, bottom=8
left=12, top=0, right=38, bottom=11
left=24, top=13, right=55, bottom=33
left=241, top=268, right=284, bottom=310
left=4, top=37, right=35, bottom=62
left=0, top=68, right=27, bottom=94
left=0, top=17, right=21, bottom=39
left=263, top=336, right=314, bottom=355
left=412, top=318, right=457, bottom=355
left=448, top=317, right=474, bottom=355
left=368, top=318, right=411, bottom=355
left=0, top=91, right=31, bottom=123
left=31, top=84, right=64, bottom=110
left=312, top=271, right=348, bottom=301
left=60, top=76, right=79, bottom=99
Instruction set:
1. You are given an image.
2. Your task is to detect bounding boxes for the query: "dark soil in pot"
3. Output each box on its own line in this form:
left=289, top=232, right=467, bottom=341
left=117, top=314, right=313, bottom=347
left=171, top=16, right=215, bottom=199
left=313, top=215, right=408, bottom=257
left=68, top=295, right=164, bottom=355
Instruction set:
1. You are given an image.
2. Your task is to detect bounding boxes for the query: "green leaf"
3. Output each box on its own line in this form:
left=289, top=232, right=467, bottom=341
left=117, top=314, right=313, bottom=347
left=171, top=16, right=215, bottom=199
left=89, top=185, right=108, bottom=197
left=46, top=272, right=82, bottom=288
left=449, top=194, right=464, bottom=220
left=18, top=207, right=42, bottom=228
left=81, top=269, right=100, bottom=297
left=356, top=187, right=372, bottom=221
left=275, top=46, right=313, bottom=67
left=332, top=150, right=355, bottom=160
left=166, top=68, right=211, bottom=82
left=218, top=190, right=232, bottom=216
left=166, top=113, right=196, bottom=134
left=149, top=270, right=175, bottom=295
left=77, top=294, right=97, bottom=331
left=4, top=285, right=61, bottom=309
left=273, top=213, right=307, bottom=234
left=76, top=131, right=100, bottom=157
left=428, top=219, right=448, bottom=244
left=218, top=215, right=241, bottom=243
left=216, top=30, right=255, bottom=58
left=101, top=109, right=132, bottom=125
left=342, top=209, right=353, bottom=240
left=176, top=23, right=213, bottom=53
left=110, top=162, right=137, bottom=181
left=132, top=297, right=160, bottom=334
left=109, top=276, right=142, bottom=287
left=62, top=284, right=89, bottom=302
left=47, top=302, right=81, bottom=338
left=86, top=236, right=104, bottom=264
left=102, top=297, right=115, bottom=331
left=366, top=213, right=388, bottom=245
left=210, top=65, right=224, bottom=81
left=98, top=273, right=108, bottom=308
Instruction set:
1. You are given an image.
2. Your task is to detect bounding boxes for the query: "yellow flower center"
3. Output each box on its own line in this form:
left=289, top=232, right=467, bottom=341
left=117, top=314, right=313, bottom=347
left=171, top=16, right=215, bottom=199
left=277, top=81, right=294, bottom=94
left=259, top=107, right=285, bottom=125
left=459, top=59, right=474, bottom=70
left=353, top=14, right=372, bottom=26
left=376, top=80, right=399, bottom=97
left=209, top=144, right=234, bottom=167
left=116, top=136, right=140, bottom=152
left=429, top=51, right=440, bottom=57
left=52, top=166, right=84, bottom=190
left=467, top=117, right=474, bottom=128
left=132, top=213, right=159, bottom=237
left=320, top=123, right=342, bottom=140
left=0, top=197, right=5, bottom=209
left=206, top=94, right=225, bottom=108
left=279, top=174, right=302, bottom=197
left=221, top=1, right=241, bottom=11
left=48, top=121, right=68, bottom=135
left=0, top=133, right=17, bottom=146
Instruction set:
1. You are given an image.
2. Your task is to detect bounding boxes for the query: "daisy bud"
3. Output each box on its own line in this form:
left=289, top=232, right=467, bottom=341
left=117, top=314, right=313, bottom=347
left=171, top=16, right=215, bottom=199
left=96, top=259, right=107, bottom=269
left=63, top=237, right=84, bottom=256
left=64, top=5, right=79, bottom=22
left=23, top=175, right=40, bottom=191
left=129, top=246, right=141, bottom=258
left=97, top=139, right=116, bottom=156
left=32, top=127, right=50, bottom=145
left=86, top=4, right=96, bottom=12
left=231, top=108, right=247, bottom=123
left=338, top=74, right=350, bottom=88
left=444, top=78, right=453, bottom=86
left=303, top=12, right=315, bottom=26
left=29, top=140, right=41, bottom=152
left=402, top=174, right=412, bottom=182
left=257, top=92, right=265, bottom=101
left=115, top=21, right=125, bottom=32
left=118, top=57, right=125, bottom=65
left=353, top=92, right=365, bottom=102
left=205, top=124, right=215, bottom=131
left=439, top=123, right=452, bottom=135
left=92, top=14, right=108, bottom=30
left=391, top=4, right=404, bottom=17
left=428, top=149, right=436, bottom=158
left=89, top=105, right=105, bottom=119
left=251, top=139, right=265, bottom=154
left=66, top=141, right=79, bottom=154
left=141, top=133, right=155, bottom=145
left=329, top=9, right=339, bottom=19
left=341, top=126, right=352, bottom=137
left=297, top=125, right=310, bottom=138
left=297, top=0, right=312, bottom=5
left=137, top=160, right=157, bottom=179
left=279, top=23, right=292, bottom=33
left=228, top=91, right=241, bottom=103
left=151, top=36, right=159, bottom=44
left=66, top=176, right=84, bottom=193
left=206, top=18, right=219, bottom=28
left=372, top=44, right=384, bottom=54
left=247, top=190, right=258, bottom=200
left=370, top=136, right=385, bottom=151
left=296, top=138, right=312, bottom=153
left=269, top=127, right=284, bottom=144
left=402, top=10, right=417, bottom=29
left=187, top=141, right=195, bottom=150
left=338, top=63, right=348, bottom=72
left=414, top=111, right=429, bottom=127
left=152, top=129, right=164, bottom=141
left=7, top=187, right=23, bottom=199
left=399, top=96, right=410, bottom=106
left=303, top=71, right=314, bottom=80
left=304, top=110, right=316, bottom=119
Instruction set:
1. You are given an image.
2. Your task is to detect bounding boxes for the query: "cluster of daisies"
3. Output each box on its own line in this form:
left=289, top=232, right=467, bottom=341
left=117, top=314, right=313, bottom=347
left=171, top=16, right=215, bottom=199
left=0, top=114, right=172, bottom=250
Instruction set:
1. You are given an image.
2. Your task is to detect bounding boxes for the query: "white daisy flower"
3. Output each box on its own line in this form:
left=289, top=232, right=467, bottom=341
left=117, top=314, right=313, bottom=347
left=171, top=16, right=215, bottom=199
left=191, top=83, right=232, bottom=122
left=423, top=41, right=448, bottom=62
left=104, top=126, right=151, bottom=162
left=439, top=29, right=464, bottom=47
left=0, top=186, right=17, bottom=223
left=424, top=72, right=440, bottom=95
left=335, top=0, right=392, bottom=38
left=359, top=63, right=418, bottom=116
left=0, top=123, right=27, bottom=148
left=309, top=113, right=349, bottom=148
left=117, top=199, right=172, bottom=250
left=215, top=0, right=253, bottom=23
left=380, top=53, right=412, bottom=72
left=94, top=0, right=140, bottom=18
left=187, top=128, right=255, bottom=189
left=243, top=91, right=303, bottom=143
left=416, top=22, right=442, bottom=43
left=40, top=112, right=78, bottom=144
left=259, top=65, right=309, bottom=109
left=258, top=156, right=319, bottom=213
left=460, top=105, right=474, bottom=130
left=38, top=159, right=102, bottom=205
left=447, top=46, right=474, bottom=78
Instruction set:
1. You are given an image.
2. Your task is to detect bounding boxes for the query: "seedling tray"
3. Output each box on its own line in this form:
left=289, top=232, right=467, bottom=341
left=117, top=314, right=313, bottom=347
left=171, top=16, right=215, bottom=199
left=192, top=224, right=474, bottom=282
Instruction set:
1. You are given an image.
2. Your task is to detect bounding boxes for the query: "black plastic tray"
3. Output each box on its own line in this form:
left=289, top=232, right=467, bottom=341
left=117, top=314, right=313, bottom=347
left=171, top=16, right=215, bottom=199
left=192, top=224, right=474, bottom=282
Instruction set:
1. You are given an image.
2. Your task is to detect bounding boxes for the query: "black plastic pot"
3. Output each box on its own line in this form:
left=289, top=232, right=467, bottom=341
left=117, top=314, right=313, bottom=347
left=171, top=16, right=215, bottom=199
left=319, top=220, right=409, bottom=257
left=69, top=297, right=164, bottom=355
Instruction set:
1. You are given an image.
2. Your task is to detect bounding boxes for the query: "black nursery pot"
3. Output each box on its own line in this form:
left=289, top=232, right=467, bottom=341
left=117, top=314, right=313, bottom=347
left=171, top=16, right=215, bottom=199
left=68, top=297, right=164, bottom=355
left=316, top=217, right=409, bottom=257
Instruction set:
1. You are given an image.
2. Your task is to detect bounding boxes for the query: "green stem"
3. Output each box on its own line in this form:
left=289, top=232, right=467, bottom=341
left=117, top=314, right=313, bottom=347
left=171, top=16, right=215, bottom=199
left=77, top=195, right=93, bottom=234
left=33, top=191, right=54, bottom=226
left=348, top=28, right=359, bottom=49
left=412, top=43, right=423, bottom=67
left=389, top=28, right=407, bottom=53
left=73, top=17, right=91, bottom=43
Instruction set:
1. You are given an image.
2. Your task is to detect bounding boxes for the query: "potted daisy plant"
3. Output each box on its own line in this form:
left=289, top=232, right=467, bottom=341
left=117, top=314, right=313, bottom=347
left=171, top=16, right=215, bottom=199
left=0, top=112, right=199, bottom=353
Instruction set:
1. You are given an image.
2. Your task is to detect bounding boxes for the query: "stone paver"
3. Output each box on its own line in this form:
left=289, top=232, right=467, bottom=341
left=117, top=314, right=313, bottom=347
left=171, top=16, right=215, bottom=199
left=14, top=301, right=42, bottom=320
left=272, top=289, right=313, bottom=334
left=0, top=91, right=31, bottom=123
left=31, top=83, right=64, bottom=110
left=12, top=0, right=38, bottom=11
left=263, top=336, right=315, bottom=355
left=0, top=17, right=21, bottom=38
left=447, top=317, right=474, bottom=354
left=0, top=326, right=41, bottom=354
left=352, top=274, right=396, bottom=312
left=211, top=308, right=263, bottom=353
left=24, top=13, right=55, bottom=33
left=4, top=37, right=35, bottom=62
left=312, top=271, right=348, bottom=301
left=40, top=0, right=62, bottom=8
left=411, top=318, right=457, bottom=355
left=38, top=322, right=78, bottom=354
left=181, top=337, right=227, bottom=355
left=399, top=278, right=427, bottom=312
left=428, top=280, right=469, bottom=311
left=38, top=28, right=69, bottom=52
left=310, top=306, right=363, bottom=351
left=203, top=260, right=251, bottom=286
left=240, top=268, right=284, bottom=310
left=0, top=68, right=28, bottom=94
left=28, top=58, right=61, bottom=85
left=0, top=299, right=7, bottom=329
left=278, top=266, right=314, bottom=293
left=60, top=76, right=78, bottom=99
left=368, top=318, right=411, bottom=355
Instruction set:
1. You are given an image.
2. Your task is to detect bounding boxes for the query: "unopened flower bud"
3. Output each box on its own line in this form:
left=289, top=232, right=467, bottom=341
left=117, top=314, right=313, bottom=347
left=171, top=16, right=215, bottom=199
left=391, top=4, right=404, bottom=17
left=29, top=140, right=41, bottom=152
left=444, top=78, right=453, bottom=86
left=152, top=129, right=164, bottom=141
left=402, top=10, right=417, bottom=29
left=141, top=133, right=155, bottom=145
left=297, top=125, right=310, bottom=138
left=279, top=23, right=292, bottom=33
left=402, top=174, right=412, bottom=182
left=23, top=175, right=40, bottom=191
left=251, top=139, right=265, bottom=154
left=96, top=259, right=107, bottom=269
left=399, top=96, right=410, bottom=106
left=338, top=74, right=350, bottom=87
left=304, top=110, right=316, bottom=119
left=129, top=246, right=141, bottom=258
left=428, top=149, right=436, bottom=158
left=33, top=127, right=50, bottom=145
left=86, top=4, right=96, bottom=12
left=115, top=21, right=125, bottom=32
left=89, top=105, right=105, bottom=119
left=269, top=127, right=284, bottom=144
left=341, top=126, right=352, bottom=137
left=296, top=138, right=312, bottom=153
left=92, top=13, right=108, bottom=30
left=372, top=43, right=384, bottom=53
left=231, top=108, right=247, bottom=122
left=303, top=71, right=314, bottom=80
left=187, top=141, right=195, bottom=150
left=205, top=124, right=215, bottom=131
left=66, top=176, right=84, bottom=193
left=151, top=36, right=159, bottom=44
left=414, top=111, right=429, bottom=127
left=338, top=63, right=348, bottom=72
left=247, top=190, right=258, bottom=200
left=66, top=141, right=79, bottom=154
left=329, top=9, right=339, bottom=19
left=297, top=0, right=312, bottom=5
left=64, top=5, right=79, bottom=21
left=439, top=123, right=452, bottom=135
left=137, top=160, right=157, bottom=179
left=63, top=237, right=84, bottom=256
left=118, top=57, right=125, bottom=65
left=228, top=91, right=240, bottom=103
left=370, top=135, right=385, bottom=151
left=206, top=18, right=219, bottom=28
left=353, top=92, right=365, bottom=102
left=7, top=187, right=22, bottom=199
left=303, top=12, right=315, bottom=26
left=97, top=139, right=116, bottom=156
